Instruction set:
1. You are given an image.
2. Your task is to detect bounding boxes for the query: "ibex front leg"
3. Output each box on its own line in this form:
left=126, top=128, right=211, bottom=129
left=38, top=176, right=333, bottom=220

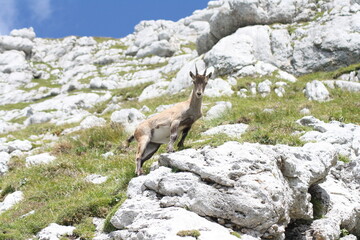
left=177, top=126, right=191, bottom=149
left=167, top=120, right=180, bottom=153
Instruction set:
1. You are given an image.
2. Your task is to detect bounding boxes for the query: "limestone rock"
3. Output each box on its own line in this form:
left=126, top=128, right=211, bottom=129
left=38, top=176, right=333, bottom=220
left=204, top=101, right=232, bottom=120
left=24, top=111, right=53, bottom=126
left=204, top=33, right=256, bottom=76
left=0, top=50, right=29, bottom=73
left=7, top=139, right=32, bottom=153
left=85, top=174, right=108, bottom=184
left=10, top=27, right=36, bottom=40
left=297, top=116, right=360, bottom=159
left=80, top=116, right=106, bottom=129
left=139, top=81, right=170, bottom=101
left=26, top=153, right=56, bottom=166
left=257, top=79, right=272, bottom=97
left=197, top=0, right=314, bottom=54
left=304, top=80, right=330, bottom=102
left=202, top=123, right=249, bottom=138
left=0, top=152, right=11, bottom=175
left=111, top=108, right=145, bottom=134
left=0, top=191, right=24, bottom=214
left=136, top=40, right=177, bottom=58
left=0, top=36, right=34, bottom=55
left=205, top=78, right=234, bottom=97
left=110, top=196, right=242, bottom=240
left=37, top=223, right=75, bottom=240
left=111, top=141, right=337, bottom=239
left=324, top=80, right=360, bottom=92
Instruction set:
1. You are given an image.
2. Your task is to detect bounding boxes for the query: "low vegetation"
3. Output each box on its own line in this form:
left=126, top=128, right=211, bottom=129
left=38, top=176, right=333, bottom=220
left=177, top=229, right=201, bottom=238
left=0, top=63, right=360, bottom=239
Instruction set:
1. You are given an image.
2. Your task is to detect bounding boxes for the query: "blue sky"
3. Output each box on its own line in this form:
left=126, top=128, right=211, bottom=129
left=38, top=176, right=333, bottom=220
left=0, top=0, right=210, bottom=38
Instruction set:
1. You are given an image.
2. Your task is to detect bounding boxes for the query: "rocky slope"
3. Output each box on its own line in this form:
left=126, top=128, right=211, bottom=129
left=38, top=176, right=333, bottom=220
left=1, top=0, right=360, bottom=239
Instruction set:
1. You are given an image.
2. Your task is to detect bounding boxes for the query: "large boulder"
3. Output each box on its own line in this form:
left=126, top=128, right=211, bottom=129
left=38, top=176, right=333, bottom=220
left=0, top=36, right=34, bottom=55
left=201, top=4, right=360, bottom=76
left=10, top=27, right=36, bottom=40
left=0, top=50, right=29, bottom=73
left=197, top=0, right=316, bottom=54
left=136, top=40, right=178, bottom=58
left=110, top=141, right=337, bottom=239
left=291, top=12, right=360, bottom=74
left=110, top=195, right=244, bottom=240
left=204, top=33, right=256, bottom=76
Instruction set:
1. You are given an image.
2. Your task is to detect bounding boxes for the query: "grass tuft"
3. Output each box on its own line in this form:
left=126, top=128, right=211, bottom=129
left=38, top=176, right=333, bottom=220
left=177, top=230, right=201, bottom=238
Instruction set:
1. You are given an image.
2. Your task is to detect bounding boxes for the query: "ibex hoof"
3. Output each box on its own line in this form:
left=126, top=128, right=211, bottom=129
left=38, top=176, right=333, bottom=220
left=135, top=169, right=144, bottom=176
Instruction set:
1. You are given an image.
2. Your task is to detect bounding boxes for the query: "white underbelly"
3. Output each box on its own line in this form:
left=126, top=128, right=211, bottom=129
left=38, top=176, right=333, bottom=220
left=151, top=125, right=185, bottom=144
left=151, top=126, right=171, bottom=144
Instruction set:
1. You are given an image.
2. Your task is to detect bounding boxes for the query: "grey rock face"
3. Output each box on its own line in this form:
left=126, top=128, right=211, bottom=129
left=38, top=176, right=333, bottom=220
left=298, top=116, right=360, bottom=159
left=201, top=2, right=360, bottom=76
left=293, top=116, right=360, bottom=238
left=111, top=195, right=242, bottom=240
left=111, top=141, right=337, bottom=239
left=198, top=0, right=315, bottom=54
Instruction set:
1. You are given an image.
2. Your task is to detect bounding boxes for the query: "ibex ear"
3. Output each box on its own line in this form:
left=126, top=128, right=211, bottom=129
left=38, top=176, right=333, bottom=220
left=206, top=72, right=212, bottom=79
left=189, top=71, right=195, bottom=79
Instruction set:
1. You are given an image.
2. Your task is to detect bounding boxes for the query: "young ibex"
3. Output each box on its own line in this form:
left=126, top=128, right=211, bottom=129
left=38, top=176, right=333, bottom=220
left=126, top=66, right=212, bottom=175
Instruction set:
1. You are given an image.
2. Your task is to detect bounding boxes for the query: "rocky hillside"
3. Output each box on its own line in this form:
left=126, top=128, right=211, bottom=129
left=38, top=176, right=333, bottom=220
left=0, top=0, right=360, bottom=239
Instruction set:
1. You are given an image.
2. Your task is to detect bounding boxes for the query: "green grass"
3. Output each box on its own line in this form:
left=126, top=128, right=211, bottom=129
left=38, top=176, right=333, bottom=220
left=93, top=37, right=117, bottom=43
left=0, top=124, right=134, bottom=239
left=0, top=102, right=33, bottom=111
left=110, top=44, right=128, bottom=51
left=231, top=231, right=242, bottom=238
left=0, top=122, right=78, bottom=140
left=338, top=155, right=351, bottom=164
left=177, top=230, right=201, bottom=238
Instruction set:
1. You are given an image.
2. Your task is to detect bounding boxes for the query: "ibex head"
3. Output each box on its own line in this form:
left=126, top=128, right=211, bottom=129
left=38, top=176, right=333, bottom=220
left=189, top=65, right=212, bottom=99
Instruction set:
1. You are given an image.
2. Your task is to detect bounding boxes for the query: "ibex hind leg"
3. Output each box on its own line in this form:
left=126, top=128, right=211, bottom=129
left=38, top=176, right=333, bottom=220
left=135, top=140, right=160, bottom=176
left=140, top=142, right=161, bottom=168
left=135, top=136, right=150, bottom=176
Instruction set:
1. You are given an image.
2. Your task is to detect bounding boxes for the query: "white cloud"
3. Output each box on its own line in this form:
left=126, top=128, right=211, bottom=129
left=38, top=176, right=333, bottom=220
left=28, top=0, right=52, bottom=22
left=0, top=0, right=17, bottom=35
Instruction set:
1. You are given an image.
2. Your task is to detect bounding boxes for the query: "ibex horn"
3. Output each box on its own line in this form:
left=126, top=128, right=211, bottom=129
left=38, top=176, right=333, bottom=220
left=203, top=68, right=207, bottom=76
left=195, top=64, right=198, bottom=75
